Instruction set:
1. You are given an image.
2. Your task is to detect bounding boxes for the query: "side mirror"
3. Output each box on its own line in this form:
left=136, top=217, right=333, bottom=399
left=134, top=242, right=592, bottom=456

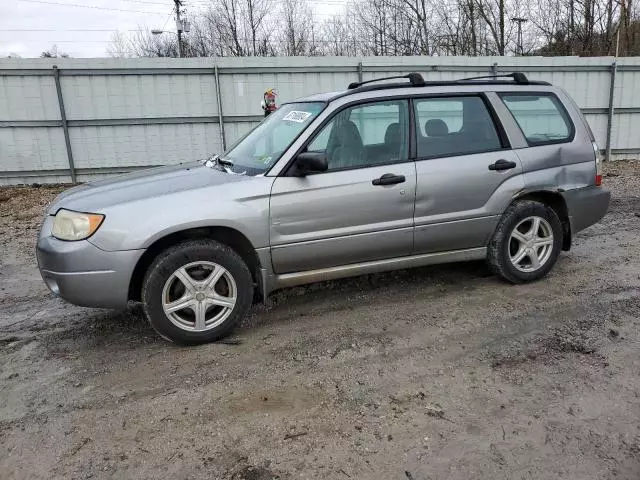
left=291, top=152, right=328, bottom=176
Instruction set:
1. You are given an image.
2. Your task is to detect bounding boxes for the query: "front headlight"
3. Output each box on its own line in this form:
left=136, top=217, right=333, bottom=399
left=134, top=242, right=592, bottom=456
left=52, top=209, right=105, bottom=241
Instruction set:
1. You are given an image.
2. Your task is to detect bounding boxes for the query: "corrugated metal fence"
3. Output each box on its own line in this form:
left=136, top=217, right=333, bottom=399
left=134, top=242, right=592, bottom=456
left=1, top=56, right=638, bottom=185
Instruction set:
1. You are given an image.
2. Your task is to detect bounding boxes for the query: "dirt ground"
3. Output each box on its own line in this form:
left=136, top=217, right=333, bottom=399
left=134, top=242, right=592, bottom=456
left=1, top=163, right=639, bottom=480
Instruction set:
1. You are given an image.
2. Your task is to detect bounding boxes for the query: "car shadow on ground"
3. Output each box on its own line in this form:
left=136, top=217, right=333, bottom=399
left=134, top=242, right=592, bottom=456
left=33, top=260, right=496, bottom=354
left=255, top=260, right=494, bottom=313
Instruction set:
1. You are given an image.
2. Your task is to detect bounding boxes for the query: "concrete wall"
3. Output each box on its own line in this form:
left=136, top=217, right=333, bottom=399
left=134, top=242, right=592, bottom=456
left=1, top=56, right=638, bottom=185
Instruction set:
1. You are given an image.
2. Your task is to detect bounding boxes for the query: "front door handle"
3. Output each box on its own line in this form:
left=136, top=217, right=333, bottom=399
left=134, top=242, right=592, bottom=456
left=372, top=173, right=406, bottom=186
left=488, top=159, right=517, bottom=171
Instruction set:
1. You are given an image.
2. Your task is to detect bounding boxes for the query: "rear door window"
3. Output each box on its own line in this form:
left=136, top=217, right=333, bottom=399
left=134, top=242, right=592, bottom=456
left=499, top=93, right=574, bottom=146
left=413, top=96, right=503, bottom=158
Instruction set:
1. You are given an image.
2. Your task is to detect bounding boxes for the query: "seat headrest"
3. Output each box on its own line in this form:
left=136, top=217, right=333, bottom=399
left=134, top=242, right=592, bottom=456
left=425, top=119, right=449, bottom=137
left=384, top=123, right=400, bottom=144
left=336, top=120, right=363, bottom=147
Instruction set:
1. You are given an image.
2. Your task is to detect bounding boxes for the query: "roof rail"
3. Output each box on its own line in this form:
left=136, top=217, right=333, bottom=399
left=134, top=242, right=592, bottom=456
left=337, top=71, right=550, bottom=99
left=348, top=72, right=425, bottom=90
left=458, top=72, right=530, bottom=84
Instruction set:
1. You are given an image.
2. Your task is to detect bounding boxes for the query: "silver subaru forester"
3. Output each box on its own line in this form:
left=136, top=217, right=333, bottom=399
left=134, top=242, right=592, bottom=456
left=37, top=72, right=610, bottom=344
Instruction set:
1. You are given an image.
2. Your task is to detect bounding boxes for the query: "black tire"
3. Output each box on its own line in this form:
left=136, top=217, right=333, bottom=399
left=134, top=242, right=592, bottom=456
left=487, top=200, right=563, bottom=284
left=141, top=239, right=253, bottom=345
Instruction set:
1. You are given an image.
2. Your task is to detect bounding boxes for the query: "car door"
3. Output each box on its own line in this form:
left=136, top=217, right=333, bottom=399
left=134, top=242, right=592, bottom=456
left=269, top=99, right=416, bottom=274
left=412, top=94, right=524, bottom=254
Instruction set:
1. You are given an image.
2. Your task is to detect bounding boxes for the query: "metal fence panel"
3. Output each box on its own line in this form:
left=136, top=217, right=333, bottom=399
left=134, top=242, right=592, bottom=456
left=615, top=59, right=640, bottom=107
left=0, top=127, right=68, bottom=171
left=69, top=123, right=221, bottom=169
left=0, top=75, right=59, bottom=121
left=612, top=113, right=639, bottom=150
left=219, top=71, right=353, bottom=116
left=61, top=73, right=219, bottom=120
left=583, top=113, right=608, bottom=147
left=224, top=121, right=259, bottom=146
left=551, top=70, right=611, bottom=109
left=0, top=56, right=639, bottom=184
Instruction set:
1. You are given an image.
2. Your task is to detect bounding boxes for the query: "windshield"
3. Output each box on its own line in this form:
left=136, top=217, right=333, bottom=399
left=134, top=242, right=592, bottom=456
left=221, top=102, right=325, bottom=175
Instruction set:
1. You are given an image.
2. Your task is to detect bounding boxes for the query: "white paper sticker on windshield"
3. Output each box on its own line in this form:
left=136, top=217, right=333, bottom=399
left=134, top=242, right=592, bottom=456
left=283, top=111, right=312, bottom=123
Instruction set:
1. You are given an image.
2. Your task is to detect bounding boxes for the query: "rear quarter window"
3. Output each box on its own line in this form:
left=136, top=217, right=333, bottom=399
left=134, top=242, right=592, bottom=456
left=499, top=93, right=574, bottom=146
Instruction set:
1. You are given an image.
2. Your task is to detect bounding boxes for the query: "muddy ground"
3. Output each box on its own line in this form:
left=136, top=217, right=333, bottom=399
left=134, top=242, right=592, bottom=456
left=1, top=163, right=639, bottom=480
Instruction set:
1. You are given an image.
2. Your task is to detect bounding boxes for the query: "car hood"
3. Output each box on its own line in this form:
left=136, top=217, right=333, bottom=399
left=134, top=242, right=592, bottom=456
left=48, top=162, right=256, bottom=214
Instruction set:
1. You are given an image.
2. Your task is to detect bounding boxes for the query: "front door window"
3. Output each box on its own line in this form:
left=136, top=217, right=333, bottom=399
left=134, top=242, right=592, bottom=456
left=306, top=100, right=409, bottom=171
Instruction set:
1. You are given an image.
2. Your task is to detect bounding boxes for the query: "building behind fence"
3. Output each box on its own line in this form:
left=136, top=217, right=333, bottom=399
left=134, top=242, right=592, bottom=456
left=0, top=56, right=638, bottom=185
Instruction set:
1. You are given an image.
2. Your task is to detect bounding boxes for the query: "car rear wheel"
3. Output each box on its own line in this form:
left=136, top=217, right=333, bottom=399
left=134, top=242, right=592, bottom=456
left=488, top=200, right=563, bottom=284
left=142, top=239, right=253, bottom=345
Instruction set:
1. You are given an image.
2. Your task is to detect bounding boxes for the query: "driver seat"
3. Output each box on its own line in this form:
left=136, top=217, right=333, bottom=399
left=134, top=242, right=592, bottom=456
left=327, top=121, right=363, bottom=170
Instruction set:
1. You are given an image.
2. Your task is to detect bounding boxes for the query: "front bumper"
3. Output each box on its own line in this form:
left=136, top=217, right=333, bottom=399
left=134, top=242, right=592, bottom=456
left=37, top=220, right=143, bottom=309
left=561, top=186, right=611, bottom=235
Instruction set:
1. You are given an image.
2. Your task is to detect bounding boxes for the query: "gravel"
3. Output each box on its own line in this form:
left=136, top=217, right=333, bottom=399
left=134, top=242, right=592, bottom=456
left=1, top=162, right=639, bottom=479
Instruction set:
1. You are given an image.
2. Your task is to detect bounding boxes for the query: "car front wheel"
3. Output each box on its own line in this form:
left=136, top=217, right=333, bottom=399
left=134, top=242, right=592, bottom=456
left=142, top=239, right=253, bottom=345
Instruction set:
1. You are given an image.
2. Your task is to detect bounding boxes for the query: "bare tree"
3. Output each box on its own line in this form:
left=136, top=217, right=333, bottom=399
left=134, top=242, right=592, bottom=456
left=278, top=0, right=314, bottom=55
left=370, top=0, right=432, bottom=54
left=209, top=0, right=246, bottom=56
left=473, top=0, right=513, bottom=54
left=127, top=29, right=180, bottom=57
left=320, top=14, right=362, bottom=56
left=434, top=0, right=475, bottom=54
left=195, top=0, right=275, bottom=56
left=246, top=0, right=275, bottom=55
left=40, top=44, right=70, bottom=58
left=105, top=0, right=640, bottom=58
left=352, top=0, right=388, bottom=55
left=106, top=31, right=131, bottom=58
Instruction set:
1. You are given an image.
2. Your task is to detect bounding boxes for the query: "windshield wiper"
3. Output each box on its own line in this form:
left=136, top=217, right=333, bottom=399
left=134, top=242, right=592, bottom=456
left=203, top=154, right=231, bottom=169
left=203, top=154, right=225, bottom=168
left=202, top=154, right=246, bottom=175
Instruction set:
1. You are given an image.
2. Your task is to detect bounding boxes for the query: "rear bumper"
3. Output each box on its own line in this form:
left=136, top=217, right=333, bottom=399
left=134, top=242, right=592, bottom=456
left=36, top=229, right=143, bottom=309
left=561, top=186, right=611, bottom=235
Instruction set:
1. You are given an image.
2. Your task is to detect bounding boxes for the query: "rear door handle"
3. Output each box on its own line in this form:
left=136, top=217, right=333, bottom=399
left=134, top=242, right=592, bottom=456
left=372, top=173, right=406, bottom=186
left=488, top=159, right=517, bottom=171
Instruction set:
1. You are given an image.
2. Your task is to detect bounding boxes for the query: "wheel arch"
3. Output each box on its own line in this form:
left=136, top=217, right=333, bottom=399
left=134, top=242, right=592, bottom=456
left=128, top=226, right=261, bottom=302
left=511, top=189, right=571, bottom=251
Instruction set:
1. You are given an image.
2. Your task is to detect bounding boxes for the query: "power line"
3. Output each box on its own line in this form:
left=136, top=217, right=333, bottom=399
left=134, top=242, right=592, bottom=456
left=0, top=28, right=146, bottom=32
left=10, top=37, right=381, bottom=45
left=11, top=39, right=116, bottom=43
left=121, top=0, right=172, bottom=5
left=160, top=7, right=176, bottom=31
left=185, top=0, right=349, bottom=5
left=16, top=0, right=169, bottom=15
left=184, top=0, right=348, bottom=8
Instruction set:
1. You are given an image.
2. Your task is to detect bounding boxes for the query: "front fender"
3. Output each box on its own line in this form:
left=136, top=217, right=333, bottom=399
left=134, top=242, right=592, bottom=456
left=89, top=178, right=273, bottom=251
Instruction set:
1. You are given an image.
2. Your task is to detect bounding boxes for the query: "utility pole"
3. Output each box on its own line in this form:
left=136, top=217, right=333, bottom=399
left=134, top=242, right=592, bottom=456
left=512, top=17, right=528, bottom=55
left=175, top=0, right=183, bottom=58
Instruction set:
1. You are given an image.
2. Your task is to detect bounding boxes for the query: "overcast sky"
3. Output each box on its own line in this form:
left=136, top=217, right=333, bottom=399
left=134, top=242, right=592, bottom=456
left=1, top=0, right=341, bottom=58
left=1, top=0, right=201, bottom=58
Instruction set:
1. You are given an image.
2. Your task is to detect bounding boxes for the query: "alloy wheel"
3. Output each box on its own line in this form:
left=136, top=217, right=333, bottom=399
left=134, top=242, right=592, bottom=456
left=161, top=261, right=237, bottom=332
